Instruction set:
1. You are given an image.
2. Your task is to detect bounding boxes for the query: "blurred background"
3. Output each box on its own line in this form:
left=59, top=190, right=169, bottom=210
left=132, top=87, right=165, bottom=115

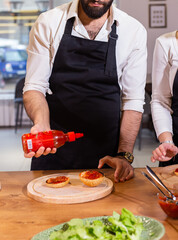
left=0, top=0, right=177, bottom=171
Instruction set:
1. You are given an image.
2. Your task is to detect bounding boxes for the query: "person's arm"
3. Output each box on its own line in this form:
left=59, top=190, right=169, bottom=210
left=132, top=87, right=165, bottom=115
left=22, top=12, right=56, bottom=158
left=158, top=131, right=173, bottom=144
left=23, top=90, right=50, bottom=130
left=98, top=110, right=142, bottom=183
left=23, top=90, right=56, bottom=158
left=118, top=110, right=142, bottom=153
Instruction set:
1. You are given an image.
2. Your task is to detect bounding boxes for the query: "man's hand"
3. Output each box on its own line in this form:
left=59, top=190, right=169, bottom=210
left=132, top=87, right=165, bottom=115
left=24, top=124, right=56, bottom=158
left=151, top=143, right=178, bottom=163
left=98, top=156, right=134, bottom=182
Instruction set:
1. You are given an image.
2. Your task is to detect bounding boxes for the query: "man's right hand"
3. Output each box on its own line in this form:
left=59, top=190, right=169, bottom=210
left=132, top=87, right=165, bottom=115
left=24, top=124, right=57, bottom=158
left=98, top=155, right=134, bottom=182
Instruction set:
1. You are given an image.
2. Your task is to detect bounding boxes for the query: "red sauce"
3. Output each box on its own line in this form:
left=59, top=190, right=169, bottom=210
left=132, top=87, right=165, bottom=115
left=46, top=176, right=68, bottom=184
left=83, top=170, right=103, bottom=180
left=175, top=168, right=178, bottom=173
left=158, top=195, right=178, bottom=219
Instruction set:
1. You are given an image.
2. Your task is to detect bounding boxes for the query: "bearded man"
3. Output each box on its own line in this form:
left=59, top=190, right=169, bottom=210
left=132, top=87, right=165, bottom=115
left=23, top=0, right=147, bottom=182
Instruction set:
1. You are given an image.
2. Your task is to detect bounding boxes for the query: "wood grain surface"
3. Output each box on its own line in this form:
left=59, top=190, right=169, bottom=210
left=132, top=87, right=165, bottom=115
left=0, top=168, right=178, bottom=240
left=27, top=172, right=113, bottom=204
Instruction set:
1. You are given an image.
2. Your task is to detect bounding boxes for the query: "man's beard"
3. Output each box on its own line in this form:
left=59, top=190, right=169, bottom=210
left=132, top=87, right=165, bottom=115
left=80, top=0, right=113, bottom=19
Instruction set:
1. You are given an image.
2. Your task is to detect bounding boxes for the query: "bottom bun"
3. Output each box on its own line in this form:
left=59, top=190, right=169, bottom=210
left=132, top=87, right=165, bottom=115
left=46, top=176, right=70, bottom=188
left=79, top=170, right=104, bottom=187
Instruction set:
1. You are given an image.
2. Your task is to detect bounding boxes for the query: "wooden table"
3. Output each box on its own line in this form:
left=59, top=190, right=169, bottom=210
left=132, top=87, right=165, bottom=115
left=0, top=168, right=177, bottom=239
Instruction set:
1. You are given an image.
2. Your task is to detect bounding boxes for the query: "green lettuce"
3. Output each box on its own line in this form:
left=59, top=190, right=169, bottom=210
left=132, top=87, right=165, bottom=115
left=49, top=208, right=144, bottom=240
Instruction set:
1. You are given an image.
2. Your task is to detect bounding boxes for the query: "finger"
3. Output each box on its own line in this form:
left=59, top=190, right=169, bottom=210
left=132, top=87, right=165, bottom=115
left=155, top=148, right=165, bottom=159
left=158, top=144, right=166, bottom=156
left=98, top=159, right=104, bottom=169
left=152, top=150, right=159, bottom=161
left=51, top=148, right=57, bottom=154
left=151, top=156, right=156, bottom=163
left=125, top=168, right=134, bottom=180
left=114, top=159, right=127, bottom=182
left=114, top=167, right=122, bottom=183
left=154, top=148, right=165, bottom=160
left=98, top=156, right=113, bottom=169
left=24, top=152, right=35, bottom=158
left=120, top=168, right=130, bottom=182
left=43, top=147, right=52, bottom=155
left=34, top=146, right=45, bottom=158
left=115, top=164, right=125, bottom=181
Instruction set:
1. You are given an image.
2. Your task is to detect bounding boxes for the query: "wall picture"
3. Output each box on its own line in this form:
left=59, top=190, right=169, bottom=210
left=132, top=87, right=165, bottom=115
left=149, top=4, right=167, bottom=28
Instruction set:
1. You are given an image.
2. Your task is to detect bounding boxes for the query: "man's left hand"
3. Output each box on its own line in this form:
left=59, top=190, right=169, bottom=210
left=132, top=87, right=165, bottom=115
left=98, top=156, right=134, bottom=182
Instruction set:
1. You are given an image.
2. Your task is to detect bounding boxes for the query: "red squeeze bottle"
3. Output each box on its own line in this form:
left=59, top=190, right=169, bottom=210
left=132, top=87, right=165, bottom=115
left=21, top=130, right=84, bottom=154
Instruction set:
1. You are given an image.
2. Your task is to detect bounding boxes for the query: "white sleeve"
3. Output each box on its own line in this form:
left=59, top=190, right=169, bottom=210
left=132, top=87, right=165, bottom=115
left=121, top=25, right=147, bottom=113
left=23, top=13, right=52, bottom=96
left=151, top=39, right=173, bottom=137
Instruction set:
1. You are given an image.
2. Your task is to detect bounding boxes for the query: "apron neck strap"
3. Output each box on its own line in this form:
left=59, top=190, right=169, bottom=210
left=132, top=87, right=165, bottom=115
left=64, top=17, right=75, bottom=35
left=105, top=20, right=118, bottom=76
left=109, top=20, right=118, bottom=40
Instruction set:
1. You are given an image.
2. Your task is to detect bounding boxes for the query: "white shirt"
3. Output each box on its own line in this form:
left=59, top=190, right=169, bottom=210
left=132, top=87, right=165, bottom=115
left=24, top=0, right=147, bottom=113
left=151, top=31, right=178, bottom=137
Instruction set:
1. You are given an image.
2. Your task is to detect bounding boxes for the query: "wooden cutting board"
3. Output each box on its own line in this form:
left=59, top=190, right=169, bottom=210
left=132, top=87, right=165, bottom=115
left=27, top=172, right=113, bottom=204
left=155, top=164, right=178, bottom=191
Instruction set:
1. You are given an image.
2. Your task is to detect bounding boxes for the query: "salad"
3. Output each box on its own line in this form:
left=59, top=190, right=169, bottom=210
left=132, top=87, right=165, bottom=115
left=49, top=208, right=144, bottom=240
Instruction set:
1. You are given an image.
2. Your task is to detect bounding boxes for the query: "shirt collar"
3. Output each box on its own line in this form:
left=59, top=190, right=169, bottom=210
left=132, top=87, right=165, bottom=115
left=67, top=0, right=79, bottom=20
left=106, top=4, right=119, bottom=31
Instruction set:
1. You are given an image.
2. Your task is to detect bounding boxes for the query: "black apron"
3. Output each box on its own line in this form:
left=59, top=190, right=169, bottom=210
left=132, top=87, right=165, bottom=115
left=31, top=17, right=120, bottom=170
left=159, top=69, right=178, bottom=167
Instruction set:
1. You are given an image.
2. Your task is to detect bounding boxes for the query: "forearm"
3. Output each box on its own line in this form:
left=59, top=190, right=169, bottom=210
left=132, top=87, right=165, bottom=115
left=118, top=110, right=142, bottom=153
left=23, top=90, right=50, bottom=130
left=158, top=132, right=173, bottom=143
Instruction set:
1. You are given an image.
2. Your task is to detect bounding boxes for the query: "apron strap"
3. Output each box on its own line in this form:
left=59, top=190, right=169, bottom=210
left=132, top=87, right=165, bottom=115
left=64, top=17, right=75, bottom=35
left=105, top=21, right=118, bottom=76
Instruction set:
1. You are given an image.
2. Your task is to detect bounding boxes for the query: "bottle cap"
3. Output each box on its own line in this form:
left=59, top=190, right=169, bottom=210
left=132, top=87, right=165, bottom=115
left=75, top=133, right=84, bottom=139
left=67, top=132, right=84, bottom=142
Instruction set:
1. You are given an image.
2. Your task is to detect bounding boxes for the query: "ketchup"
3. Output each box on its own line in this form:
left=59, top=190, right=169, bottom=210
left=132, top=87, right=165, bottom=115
left=83, top=170, right=103, bottom=180
left=46, top=176, right=68, bottom=184
left=158, top=194, right=178, bottom=219
left=22, top=130, right=83, bottom=154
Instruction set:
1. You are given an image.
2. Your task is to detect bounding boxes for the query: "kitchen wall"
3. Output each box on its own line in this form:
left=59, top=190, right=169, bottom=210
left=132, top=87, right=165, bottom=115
left=119, top=0, right=178, bottom=74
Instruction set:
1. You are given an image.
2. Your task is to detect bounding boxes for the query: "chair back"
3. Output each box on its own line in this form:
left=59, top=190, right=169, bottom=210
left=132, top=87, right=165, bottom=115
left=14, top=77, right=25, bottom=101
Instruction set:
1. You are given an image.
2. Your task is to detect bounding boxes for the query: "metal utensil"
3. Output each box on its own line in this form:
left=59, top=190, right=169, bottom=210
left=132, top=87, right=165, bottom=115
left=141, top=172, right=175, bottom=201
left=145, top=165, right=176, bottom=201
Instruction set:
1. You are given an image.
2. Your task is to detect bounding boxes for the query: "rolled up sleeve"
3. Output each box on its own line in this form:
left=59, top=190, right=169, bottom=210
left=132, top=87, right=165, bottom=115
left=151, top=39, right=173, bottom=137
left=23, top=13, right=52, bottom=96
left=121, top=25, right=147, bottom=113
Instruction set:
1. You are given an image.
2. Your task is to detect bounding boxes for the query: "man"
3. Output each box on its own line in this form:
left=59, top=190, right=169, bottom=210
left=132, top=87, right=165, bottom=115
left=23, top=0, right=147, bottom=182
